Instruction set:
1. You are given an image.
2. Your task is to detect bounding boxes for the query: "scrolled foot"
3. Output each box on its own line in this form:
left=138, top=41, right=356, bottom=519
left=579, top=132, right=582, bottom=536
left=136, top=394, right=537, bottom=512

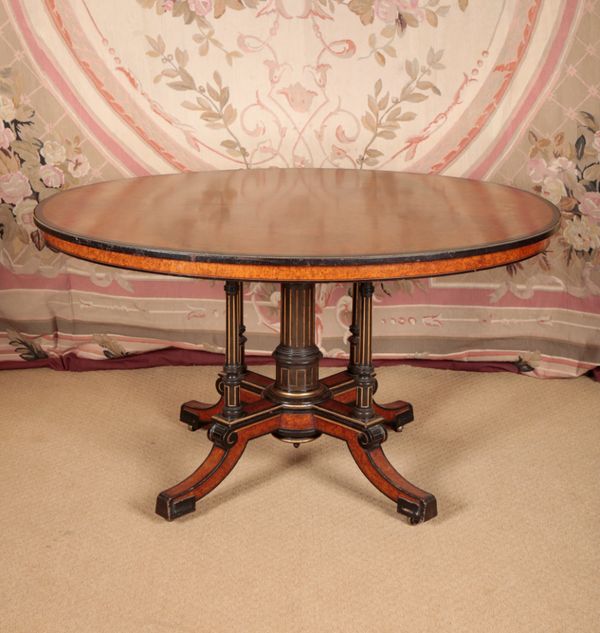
left=180, top=398, right=224, bottom=431
left=397, top=493, right=437, bottom=525
left=313, top=415, right=437, bottom=525
left=155, top=443, right=245, bottom=522
left=157, top=403, right=282, bottom=522
left=349, top=437, right=437, bottom=524
left=155, top=492, right=196, bottom=521
left=372, top=400, right=414, bottom=432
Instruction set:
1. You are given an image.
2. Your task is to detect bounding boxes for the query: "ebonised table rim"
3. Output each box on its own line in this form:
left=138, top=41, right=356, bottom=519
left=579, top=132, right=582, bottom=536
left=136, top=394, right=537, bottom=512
left=33, top=171, right=561, bottom=283
left=34, top=218, right=559, bottom=268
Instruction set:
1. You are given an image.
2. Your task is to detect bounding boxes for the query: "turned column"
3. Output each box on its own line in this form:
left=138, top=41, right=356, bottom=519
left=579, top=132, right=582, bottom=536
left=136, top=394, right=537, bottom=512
left=221, top=280, right=244, bottom=420
left=238, top=281, right=247, bottom=373
left=265, top=282, right=328, bottom=404
left=352, top=281, right=376, bottom=421
left=348, top=282, right=360, bottom=374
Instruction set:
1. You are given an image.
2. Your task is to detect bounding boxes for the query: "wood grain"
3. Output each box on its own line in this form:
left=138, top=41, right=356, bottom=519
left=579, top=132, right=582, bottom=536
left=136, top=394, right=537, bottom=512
left=35, top=168, right=559, bottom=281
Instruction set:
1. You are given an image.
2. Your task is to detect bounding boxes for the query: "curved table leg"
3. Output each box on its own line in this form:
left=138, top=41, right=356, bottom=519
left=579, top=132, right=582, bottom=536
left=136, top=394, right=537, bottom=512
left=156, top=413, right=282, bottom=521
left=347, top=428, right=437, bottom=524
left=156, top=438, right=245, bottom=521
left=315, top=417, right=437, bottom=524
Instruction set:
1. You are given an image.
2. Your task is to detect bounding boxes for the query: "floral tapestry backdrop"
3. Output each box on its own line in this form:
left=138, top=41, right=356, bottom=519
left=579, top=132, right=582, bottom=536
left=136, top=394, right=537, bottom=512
left=0, top=0, right=599, bottom=377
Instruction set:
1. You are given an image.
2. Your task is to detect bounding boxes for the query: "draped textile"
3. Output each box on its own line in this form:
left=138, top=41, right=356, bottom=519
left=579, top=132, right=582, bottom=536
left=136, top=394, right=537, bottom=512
left=1, top=0, right=599, bottom=377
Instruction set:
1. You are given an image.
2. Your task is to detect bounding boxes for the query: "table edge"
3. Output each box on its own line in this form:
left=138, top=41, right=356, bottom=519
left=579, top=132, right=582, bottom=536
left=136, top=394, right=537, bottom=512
left=34, top=210, right=559, bottom=268
left=33, top=171, right=561, bottom=268
left=41, top=232, right=553, bottom=282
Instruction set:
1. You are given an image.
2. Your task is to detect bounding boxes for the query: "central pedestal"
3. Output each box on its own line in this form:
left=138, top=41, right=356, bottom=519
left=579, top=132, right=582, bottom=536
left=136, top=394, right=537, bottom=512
left=265, top=283, right=329, bottom=407
left=156, top=280, right=437, bottom=525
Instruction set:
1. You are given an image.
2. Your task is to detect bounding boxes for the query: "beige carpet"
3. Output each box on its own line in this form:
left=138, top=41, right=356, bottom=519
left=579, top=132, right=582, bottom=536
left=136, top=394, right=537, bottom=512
left=1, top=364, right=599, bottom=633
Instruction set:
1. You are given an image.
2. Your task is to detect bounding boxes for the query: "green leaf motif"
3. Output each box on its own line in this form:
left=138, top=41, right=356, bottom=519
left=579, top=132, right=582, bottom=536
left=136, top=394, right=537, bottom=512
left=404, top=93, right=428, bottom=103
left=361, top=112, right=377, bottom=133
left=182, top=100, right=201, bottom=111
left=8, top=334, right=48, bottom=361
left=167, top=81, right=192, bottom=91
left=575, top=135, right=586, bottom=161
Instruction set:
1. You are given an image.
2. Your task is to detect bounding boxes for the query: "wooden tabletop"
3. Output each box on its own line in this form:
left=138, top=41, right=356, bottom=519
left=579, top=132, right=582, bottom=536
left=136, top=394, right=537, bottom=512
left=34, top=168, right=560, bottom=282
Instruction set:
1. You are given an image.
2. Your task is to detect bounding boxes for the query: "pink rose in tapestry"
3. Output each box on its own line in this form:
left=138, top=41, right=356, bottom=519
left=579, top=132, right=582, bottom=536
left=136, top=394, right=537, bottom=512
left=40, top=140, right=67, bottom=165
left=0, top=171, right=32, bottom=206
left=580, top=192, right=600, bottom=223
left=0, top=125, right=15, bottom=150
left=39, top=164, right=65, bottom=188
left=68, top=154, right=90, bottom=178
left=187, top=0, right=212, bottom=16
left=548, top=156, right=578, bottom=187
left=563, top=216, right=600, bottom=252
left=375, top=0, right=426, bottom=23
left=527, top=157, right=548, bottom=183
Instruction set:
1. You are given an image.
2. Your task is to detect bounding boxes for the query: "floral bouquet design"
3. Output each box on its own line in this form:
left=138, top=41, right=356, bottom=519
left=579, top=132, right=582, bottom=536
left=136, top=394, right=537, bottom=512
left=527, top=111, right=600, bottom=265
left=0, top=71, right=90, bottom=263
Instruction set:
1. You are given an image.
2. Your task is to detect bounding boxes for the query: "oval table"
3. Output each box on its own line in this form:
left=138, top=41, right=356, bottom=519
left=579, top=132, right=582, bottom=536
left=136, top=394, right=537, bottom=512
left=34, top=168, right=560, bottom=525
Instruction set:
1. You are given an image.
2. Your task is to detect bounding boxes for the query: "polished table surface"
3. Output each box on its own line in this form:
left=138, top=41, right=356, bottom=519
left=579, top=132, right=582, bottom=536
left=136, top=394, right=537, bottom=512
left=34, top=169, right=560, bottom=525
left=34, top=168, right=559, bottom=281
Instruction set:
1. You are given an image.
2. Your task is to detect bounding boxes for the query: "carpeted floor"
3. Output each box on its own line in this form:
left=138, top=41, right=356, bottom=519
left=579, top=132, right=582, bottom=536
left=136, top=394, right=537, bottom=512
left=1, top=364, right=598, bottom=633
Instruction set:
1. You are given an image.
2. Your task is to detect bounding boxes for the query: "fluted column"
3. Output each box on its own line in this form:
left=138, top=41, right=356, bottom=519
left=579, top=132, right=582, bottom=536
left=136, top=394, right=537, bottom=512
left=265, top=282, right=328, bottom=404
left=348, top=282, right=360, bottom=374
left=352, top=282, right=376, bottom=420
left=221, top=280, right=244, bottom=420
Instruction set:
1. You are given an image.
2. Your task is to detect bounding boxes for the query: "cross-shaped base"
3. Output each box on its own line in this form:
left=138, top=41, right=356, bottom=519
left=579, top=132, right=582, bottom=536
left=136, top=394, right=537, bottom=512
left=156, top=369, right=435, bottom=524
left=155, top=282, right=437, bottom=525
